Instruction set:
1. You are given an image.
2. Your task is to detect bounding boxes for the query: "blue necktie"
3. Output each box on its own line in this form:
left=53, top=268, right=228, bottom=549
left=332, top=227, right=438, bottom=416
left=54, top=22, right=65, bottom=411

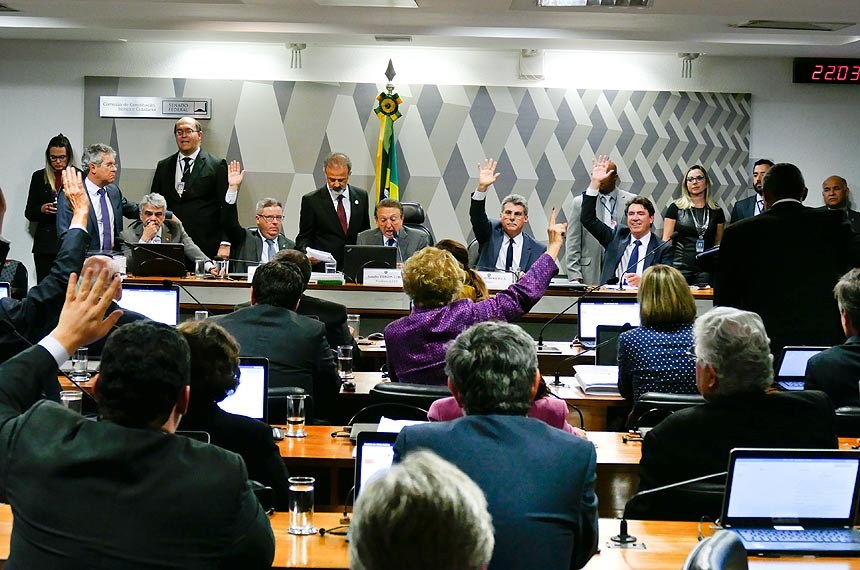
left=387, top=238, right=396, bottom=247
left=627, top=239, right=642, bottom=274
left=266, top=239, right=276, bottom=262
left=98, top=188, right=112, bottom=251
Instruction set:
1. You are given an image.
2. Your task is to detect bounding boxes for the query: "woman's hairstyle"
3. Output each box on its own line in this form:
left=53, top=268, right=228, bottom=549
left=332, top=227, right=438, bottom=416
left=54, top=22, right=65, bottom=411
left=435, top=239, right=489, bottom=301
left=177, top=320, right=240, bottom=405
left=402, top=247, right=466, bottom=309
left=638, top=264, right=697, bottom=328
left=43, top=133, right=75, bottom=191
left=675, top=164, right=718, bottom=210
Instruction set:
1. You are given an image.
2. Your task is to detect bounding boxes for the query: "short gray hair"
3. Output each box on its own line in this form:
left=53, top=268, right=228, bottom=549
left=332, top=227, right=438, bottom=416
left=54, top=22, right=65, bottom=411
left=349, top=450, right=494, bottom=570
left=694, top=307, right=773, bottom=397
left=501, top=194, right=528, bottom=215
left=323, top=152, right=352, bottom=174
left=139, top=192, right=167, bottom=210
left=835, top=268, right=860, bottom=327
left=255, top=197, right=282, bottom=214
left=81, top=143, right=116, bottom=173
left=445, top=321, right=537, bottom=415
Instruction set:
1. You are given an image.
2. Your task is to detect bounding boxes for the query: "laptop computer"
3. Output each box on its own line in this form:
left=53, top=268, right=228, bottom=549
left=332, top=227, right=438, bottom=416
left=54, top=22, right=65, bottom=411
left=720, top=448, right=860, bottom=555
left=128, top=243, right=187, bottom=277
left=577, top=299, right=640, bottom=348
left=775, top=346, right=829, bottom=391
left=354, top=431, right=398, bottom=498
left=0, top=282, right=10, bottom=299
left=343, top=245, right=398, bottom=284
left=217, top=357, right=269, bottom=424
left=595, top=324, right=629, bottom=366
left=116, top=283, right=180, bottom=326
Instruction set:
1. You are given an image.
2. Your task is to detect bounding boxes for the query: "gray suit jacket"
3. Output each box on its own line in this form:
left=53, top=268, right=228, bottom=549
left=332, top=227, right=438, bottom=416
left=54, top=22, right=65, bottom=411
left=122, top=219, right=209, bottom=264
left=233, top=228, right=296, bottom=273
left=355, top=225, right=430, bottom=263
left=565, top=188, right=636, bottom=283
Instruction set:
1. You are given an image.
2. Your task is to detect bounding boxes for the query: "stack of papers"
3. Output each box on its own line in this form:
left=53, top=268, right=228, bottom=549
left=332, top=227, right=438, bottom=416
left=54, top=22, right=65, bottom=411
left=574, top=365, right=620, bottom=395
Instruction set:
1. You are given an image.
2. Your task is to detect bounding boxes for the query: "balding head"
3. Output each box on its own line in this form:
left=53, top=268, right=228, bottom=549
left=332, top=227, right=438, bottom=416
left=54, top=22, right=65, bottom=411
left=823, top=175, right=850, bottom=209
left=82, top=256, right=122, bottom=300
left=762, top=163, right=807, bottom=209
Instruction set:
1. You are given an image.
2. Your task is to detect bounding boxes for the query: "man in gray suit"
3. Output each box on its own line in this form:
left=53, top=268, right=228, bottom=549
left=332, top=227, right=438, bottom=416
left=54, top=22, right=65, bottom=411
left=225, top=197, right=296, bottom=273
left=356, top=198, right=430, bottom=265
left=564, top=157, right=635, bottom=284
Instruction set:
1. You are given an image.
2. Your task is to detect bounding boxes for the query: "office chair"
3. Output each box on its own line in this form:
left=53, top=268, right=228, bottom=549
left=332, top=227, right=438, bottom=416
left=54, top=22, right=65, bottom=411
left=467, top=238, right=479, bottom=267
left=626, top=392, right=706, bottom=430
left=624, top=480, right=726, bottom=522
left=835, top=406, right=860, bottom=437
left=268, top=387, right=314, bottom=424
left=681, top=530, right=748, bottom=570
left=347, top=402, right=429, bottom=425
left=368, top=382, right=451, bottom=411
left=401, top=202, right=435, bottom=243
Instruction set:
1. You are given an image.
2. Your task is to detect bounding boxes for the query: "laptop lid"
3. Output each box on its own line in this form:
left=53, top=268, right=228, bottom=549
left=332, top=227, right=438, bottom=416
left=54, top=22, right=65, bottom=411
left=595, top=324, right=630, bottom=366
left=128, top=243, right=187, bottom=277
left=354, top=431, right=398, bottom=498
left=217, top=357, right=269, bottom=423
left=721, top=448, right=860, bottom=530
left=343, top=245, right=398, bottom=284
left=578, top=299, right=640, bottom=343
left=0, top=282, right=10, bottom=299
left=116, top=283, right=180, bottom=326
left=776, top=346, right=829, bottom=382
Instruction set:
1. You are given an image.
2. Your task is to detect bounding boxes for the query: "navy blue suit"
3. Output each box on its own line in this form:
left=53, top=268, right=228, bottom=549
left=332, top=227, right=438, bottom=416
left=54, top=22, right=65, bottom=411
left=56, top=182, right=138, bottom=254
left=470, top=197, right=546, bottom=272
left=729, top=195, right=758, bottom=224
left=580, top=192, right=672, bottom=283
left=395, top=415, right=598, bottom=570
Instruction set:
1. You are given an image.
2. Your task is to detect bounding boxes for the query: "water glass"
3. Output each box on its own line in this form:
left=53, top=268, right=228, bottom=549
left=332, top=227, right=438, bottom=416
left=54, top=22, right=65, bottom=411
left=286, top=394, right=307, bottom=438
left=347, top=314, right=360, bottom=338
left=71, top=347, right=89, bottom=381
left=337, top=345, right=354, bottom=380
left=324, top=261, right=337, bottom=273
left=194, top=259, right=207, bottom=278
left=194, top=310, right=209, bottom=320
left=60, top=390, right=83, bottom=414
left=215, top=259, right=229, bottom=278
left=288, top=476, right=316, bottom=535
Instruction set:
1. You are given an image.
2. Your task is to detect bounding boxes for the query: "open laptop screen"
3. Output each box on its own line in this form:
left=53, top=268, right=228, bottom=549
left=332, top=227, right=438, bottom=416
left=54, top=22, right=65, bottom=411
left=0, top=282, right=10, bottom=299
left=776, top=346, right=828, bottom=378
left=217, top=357, right=269, bottom=423
left=578, top=299, right=640, bottom=343
left=116, top=284, right=179, bottom=326
left=354, top=431, right=398, bottom=498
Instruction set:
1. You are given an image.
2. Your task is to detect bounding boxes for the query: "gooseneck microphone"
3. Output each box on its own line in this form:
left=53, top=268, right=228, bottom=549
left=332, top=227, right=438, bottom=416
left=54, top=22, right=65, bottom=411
left=160, top=279, right=212, bottom=316
left=547, top=322, right=632, bottom=387
left=536, top=277, right=619, bottom=351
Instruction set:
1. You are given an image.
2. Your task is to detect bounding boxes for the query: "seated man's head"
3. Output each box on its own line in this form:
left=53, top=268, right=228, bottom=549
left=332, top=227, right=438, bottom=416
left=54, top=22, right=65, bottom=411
left=762, top=163, right=807, bottom=208
left=255, top=198, right=284, bottom=240
left=374, top=198, right=404, bottom=241
left=250, top=260, right=304, bottom=309
left=624, top=196, right=656, bottom=240
left=834, top=268, right=860, bottom=338
left=177, top=320, right=240, bottom=409
left=693, top=307, right=773, bottom=400
left=445, top=321, right=539, bottom=415
left=402, top=247, right=465, bottom=309
left=82, top=255, right=122, bottom=300
left=499, top=194, right=528, bottom=239
left=138, top=192, right=168, bottom=230
left=822, top=176, right=850, bottom=210
left=349, top=450, right=494, bottom=570
left=96, top=320, right=191, bottom=430
left=273, top=249, right=312, bottom=290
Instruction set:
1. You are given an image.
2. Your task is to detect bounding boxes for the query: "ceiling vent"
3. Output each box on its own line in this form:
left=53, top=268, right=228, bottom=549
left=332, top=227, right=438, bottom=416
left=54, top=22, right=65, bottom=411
left=537, top=0, right=652, bottom=7
left=374, top=35, right=413, bottom=43
left=734, top=20, right=854, bottom=32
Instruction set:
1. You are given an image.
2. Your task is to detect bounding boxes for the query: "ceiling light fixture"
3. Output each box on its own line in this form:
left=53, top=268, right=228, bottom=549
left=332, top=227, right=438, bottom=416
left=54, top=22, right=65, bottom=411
left=290, top=43, right=306, bottom=69
left=679, top=53, right=700, bottom=79
left=537, top=0, right=652, bottom=7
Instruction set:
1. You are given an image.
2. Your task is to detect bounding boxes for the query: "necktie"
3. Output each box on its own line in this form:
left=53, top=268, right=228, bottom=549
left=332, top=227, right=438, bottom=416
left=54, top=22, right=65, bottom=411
left=627, top=239, right=642, bottom=274
left=266, top=239, right=276, bottom=262
left=505, top=238, right=514, bottom=271
left=387, top=237, right=396, bottom=247
left=336, top=194, right=348, bottom=235
left=181, top=157, right=192, bottom=182
left=98, top=188, right=112, bottom=251
left=755, top=199, right=763, bottom=215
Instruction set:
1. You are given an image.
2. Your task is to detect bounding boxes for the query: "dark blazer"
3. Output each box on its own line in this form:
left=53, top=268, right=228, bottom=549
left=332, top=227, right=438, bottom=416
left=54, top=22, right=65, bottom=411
left=470, top=197, right=546, bottom=272
left=0, top=344, right=274, bottom=568
left=295, top=186, right=371, bottom=269
left=817, top=205, right=860, bottom=233
left=298, top=294, right=353, bottom=353
left=56, top=181, right=138, bottom=254
left=805, top=336, right=860, bottom=408
left=580, top=192, right=671, bottom=283
left=211, top=304, right=341, bottom=419
left=356, top=225, right=430, bottom=263
left=729, top=195, right=758, bottom=224
left=634, top=390, right=837, bottom=520
left=714, top=201, right=860, bottom=355
left=0, top=228, right=90, bottom=365
left=150, top=148, right=229, bottom=258
left=180, top=401, right=290, bottom=510
left=234, top=228, right=296, bottom=273
left=25, top=169, right=62, bottom=255
left=396, top=415, right=598, bottom=570
left=122, top=219, right=210, bottom=264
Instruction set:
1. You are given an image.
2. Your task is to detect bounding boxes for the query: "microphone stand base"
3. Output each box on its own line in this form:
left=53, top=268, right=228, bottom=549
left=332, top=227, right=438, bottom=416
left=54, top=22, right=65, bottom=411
left=606, top=537, right=645, bottom=549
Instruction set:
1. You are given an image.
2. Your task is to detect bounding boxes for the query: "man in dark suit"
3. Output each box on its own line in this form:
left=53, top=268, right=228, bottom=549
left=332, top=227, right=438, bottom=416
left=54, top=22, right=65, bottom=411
left=805, top=268, right=860, bottom=408
left=714, top=163, right=860, bottom=355
left=470, top=158, right=546, bottom=273
left=729, top=158, right=773, bottom=224
left=356, top=198, right=430, bottom=264
left=634, top=307, right=837, bottom=521
left=56, top=143, right=139, bottom=254
left=821, top=175, right=860, bottom=233
left=0, top=269, right=274, bottom=568
left=224, top=197, right=296, bottom=273
left=295, top=152, right=370, bottom=270
left=212, top=261, right=341, bottom=420
left=149, top=116, right=245, bottom=258
left=394, top=321, right=598, bottom=570
left=581, top=156, right=671, bottom=286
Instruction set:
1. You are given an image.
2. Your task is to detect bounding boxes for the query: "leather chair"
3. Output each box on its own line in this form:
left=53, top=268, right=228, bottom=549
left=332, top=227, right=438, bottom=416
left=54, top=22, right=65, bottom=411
left=267, top=386, right=313, bottom=424
left=347, top=402, right=429, bottom=425
left=835, top=406, right=860, bottom=437
left=467, top=238, right=480, bottom=268
left=627, top=392, right=706, bottom=430
left=401, top=202, right=435, bottom=244
left=368, top=382, right=451, bottom=412
left=681, top=530, right=748, bottom=570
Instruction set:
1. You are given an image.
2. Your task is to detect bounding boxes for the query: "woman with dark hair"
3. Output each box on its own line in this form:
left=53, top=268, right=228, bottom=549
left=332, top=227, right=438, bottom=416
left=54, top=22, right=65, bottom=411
left=434, top=239, right=489, bottom=301
left=177, top=320, right=290, bottom=510
left=662, top=164, right=725, bottom=285
left=26, top=134, right=76, bottom=282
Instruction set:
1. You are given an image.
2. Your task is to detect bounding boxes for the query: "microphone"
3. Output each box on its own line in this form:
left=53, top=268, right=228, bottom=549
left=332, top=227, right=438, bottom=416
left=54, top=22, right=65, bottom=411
left=390, top=230, right=403, bottom=267
left=614, top=231, right=677, bottom=290
left=547, top=322, right=633, bottom=387
left=609, top=470, right=727, bottom=547
left=536, top=277, right=619, bottom=351
left=160, top=279, right=212, bottom=316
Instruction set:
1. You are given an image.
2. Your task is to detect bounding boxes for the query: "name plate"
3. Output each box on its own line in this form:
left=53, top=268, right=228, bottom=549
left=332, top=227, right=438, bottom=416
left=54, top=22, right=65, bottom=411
left=99, top=96, right=212, bottom=119
left=363, top=268, right=403, bottom=287
left=476, top=270, right=515, bottom=290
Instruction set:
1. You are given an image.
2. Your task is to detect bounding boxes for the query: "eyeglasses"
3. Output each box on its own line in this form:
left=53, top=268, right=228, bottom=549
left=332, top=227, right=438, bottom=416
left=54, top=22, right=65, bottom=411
left=174, top=129, right=199, bottom=137
left=257, top=215, right=284, bottom=222
left=686, top=175, right=706, bottom=183
left=49, top=155, right=68, bottom=162
left=100, top=162, right=118, bottom=170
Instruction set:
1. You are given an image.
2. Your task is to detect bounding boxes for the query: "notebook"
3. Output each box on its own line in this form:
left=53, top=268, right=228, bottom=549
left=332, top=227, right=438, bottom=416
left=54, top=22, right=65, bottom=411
left=577, top=299, right=639, bottom=348
left=116, top=283, right=180, bottom=326
left=720, top=448, right=860, bottom=555
left=217, top=357, right=269, bottom=423
left=354, top=431, right=398, bottom=498
left=775, top=346, right=829, bottom=391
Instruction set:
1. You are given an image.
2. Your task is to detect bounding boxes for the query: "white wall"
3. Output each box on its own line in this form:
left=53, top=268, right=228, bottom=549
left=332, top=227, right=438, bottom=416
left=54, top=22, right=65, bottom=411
left=2, top=39, right=859, bottom=282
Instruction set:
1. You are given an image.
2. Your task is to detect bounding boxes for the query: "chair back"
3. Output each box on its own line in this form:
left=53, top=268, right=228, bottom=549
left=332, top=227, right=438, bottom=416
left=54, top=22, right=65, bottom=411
left=268, top=386, right=313, bottom=424
left=401, top=202, right=435, bottom=243
left=467, top=238, right=480, bottom=267
left=627, top=392, right=706, bottom=430
left=368, top=382, right=451, bottom=411
left=348, top=402, right=429, bottom=425
left=835, top=406, right=860, bottom=437
left=681, top=530, right=748, bottom=570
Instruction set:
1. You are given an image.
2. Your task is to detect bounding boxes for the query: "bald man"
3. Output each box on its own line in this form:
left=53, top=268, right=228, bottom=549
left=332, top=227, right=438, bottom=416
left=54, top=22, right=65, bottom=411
left=821, top=175, right=860, bottom=233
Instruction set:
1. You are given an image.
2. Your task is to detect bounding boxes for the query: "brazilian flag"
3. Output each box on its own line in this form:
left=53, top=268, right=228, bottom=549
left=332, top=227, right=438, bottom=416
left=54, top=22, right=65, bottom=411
left=374, top=91, right=402, bottom=202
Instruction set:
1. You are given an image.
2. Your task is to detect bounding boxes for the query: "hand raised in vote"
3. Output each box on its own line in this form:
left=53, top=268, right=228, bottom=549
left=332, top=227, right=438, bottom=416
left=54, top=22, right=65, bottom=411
left=475, top=158, right=501, bottom=192
left=591, top=155, right=616, bottom=188
left=61, top=167, right=90, bottom=223
left=50, top=267, right=123, bottom=356
left=227, top=160, right=245, bottom=190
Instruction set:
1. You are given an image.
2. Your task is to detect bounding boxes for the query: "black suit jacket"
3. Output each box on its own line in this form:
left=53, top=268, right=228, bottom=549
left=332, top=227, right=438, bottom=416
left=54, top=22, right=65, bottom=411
left=729, top=195, right=758, bottom=224
left=714, top=201, right=860, bottom=355
left=805, top=336, right=860, bottom=408
left=295, top=186, right=370, bottom=269
left=151, top=148, right=229, bottom=258
left=395, top=415, right=598, bottom=570
left=180, top=401, right=290, bottom=510
left=470, top=196, right=546, bottom=272
left=212, top=304, right=341, bottom=419
left=25, top=169, right=61, bottom=255
left=817, top=205, right=860, bottom=234
left=0, top=344, right=274, bottom=568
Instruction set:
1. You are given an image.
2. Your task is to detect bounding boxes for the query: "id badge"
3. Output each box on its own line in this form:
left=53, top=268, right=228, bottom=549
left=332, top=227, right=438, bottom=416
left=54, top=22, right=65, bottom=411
left=695, top=238, right=705, bottom=253
left=610, top=220, right=617, bottom=229
left=177, top=182, right=185, bottom=196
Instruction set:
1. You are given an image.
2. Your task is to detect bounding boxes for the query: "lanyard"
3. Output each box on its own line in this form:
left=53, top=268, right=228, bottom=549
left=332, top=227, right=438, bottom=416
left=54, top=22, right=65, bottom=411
left=691, top=207, right=710, bottom=239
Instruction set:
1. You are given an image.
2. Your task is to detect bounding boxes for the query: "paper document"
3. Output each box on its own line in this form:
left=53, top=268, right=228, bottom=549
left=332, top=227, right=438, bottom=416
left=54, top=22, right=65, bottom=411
left=574, top=365, right=620, bottom=395
left=378, top=417, right=426, bottom=433
left=306, top=248, right=336, bottom=264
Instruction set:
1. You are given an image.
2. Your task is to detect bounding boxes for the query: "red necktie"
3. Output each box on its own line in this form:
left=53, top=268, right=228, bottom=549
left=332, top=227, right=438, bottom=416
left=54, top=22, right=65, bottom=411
left=337, top=194, right=348, bottom=235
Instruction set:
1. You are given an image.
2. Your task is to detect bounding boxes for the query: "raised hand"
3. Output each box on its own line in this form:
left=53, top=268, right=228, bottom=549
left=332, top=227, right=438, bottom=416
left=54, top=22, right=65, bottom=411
left=50, top=267, right=123, bottom=355
left=476, top=159, right=501, bottom=192
left=545, top=207, right=568, bottom=261
left=590, top=155, right=615, bottom=187
left=227, top=160, right=246, bottom=190
left=61, top=167, right=90, bottom=225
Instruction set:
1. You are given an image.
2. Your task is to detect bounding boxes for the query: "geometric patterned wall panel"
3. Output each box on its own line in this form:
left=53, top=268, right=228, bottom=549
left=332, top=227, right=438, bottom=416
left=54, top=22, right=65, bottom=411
left=85, top=77, right=750, bottom=272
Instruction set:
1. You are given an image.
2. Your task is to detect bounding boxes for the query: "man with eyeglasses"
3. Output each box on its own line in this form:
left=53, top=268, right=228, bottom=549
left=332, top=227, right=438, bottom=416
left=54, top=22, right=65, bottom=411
left=470, top=158, right=546, bottom=273
left=225, top=197, right=296, bottom=273
left=150, top=116, right=245, bottom=259
left=356, top=198, right=430, bottom=265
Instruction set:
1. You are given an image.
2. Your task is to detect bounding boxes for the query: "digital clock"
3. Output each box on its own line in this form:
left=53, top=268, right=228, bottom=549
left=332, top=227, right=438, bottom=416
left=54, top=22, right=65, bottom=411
left=793, top=58, right=860, bottom=84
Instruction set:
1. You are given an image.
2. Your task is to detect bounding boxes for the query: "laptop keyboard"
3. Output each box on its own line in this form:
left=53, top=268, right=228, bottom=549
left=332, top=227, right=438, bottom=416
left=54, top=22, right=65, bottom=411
left=778, top=380, right=805, bottom=391
left=738, top=529, right=860, bottom=543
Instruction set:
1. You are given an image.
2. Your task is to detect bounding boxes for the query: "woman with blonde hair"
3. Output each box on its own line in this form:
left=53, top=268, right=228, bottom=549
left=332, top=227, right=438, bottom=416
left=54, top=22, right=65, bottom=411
left=662, top=164, right=725, bottom=285
left=617, top=264, right=698, bottom=403
left=434, top=239, right=488, bottom=301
